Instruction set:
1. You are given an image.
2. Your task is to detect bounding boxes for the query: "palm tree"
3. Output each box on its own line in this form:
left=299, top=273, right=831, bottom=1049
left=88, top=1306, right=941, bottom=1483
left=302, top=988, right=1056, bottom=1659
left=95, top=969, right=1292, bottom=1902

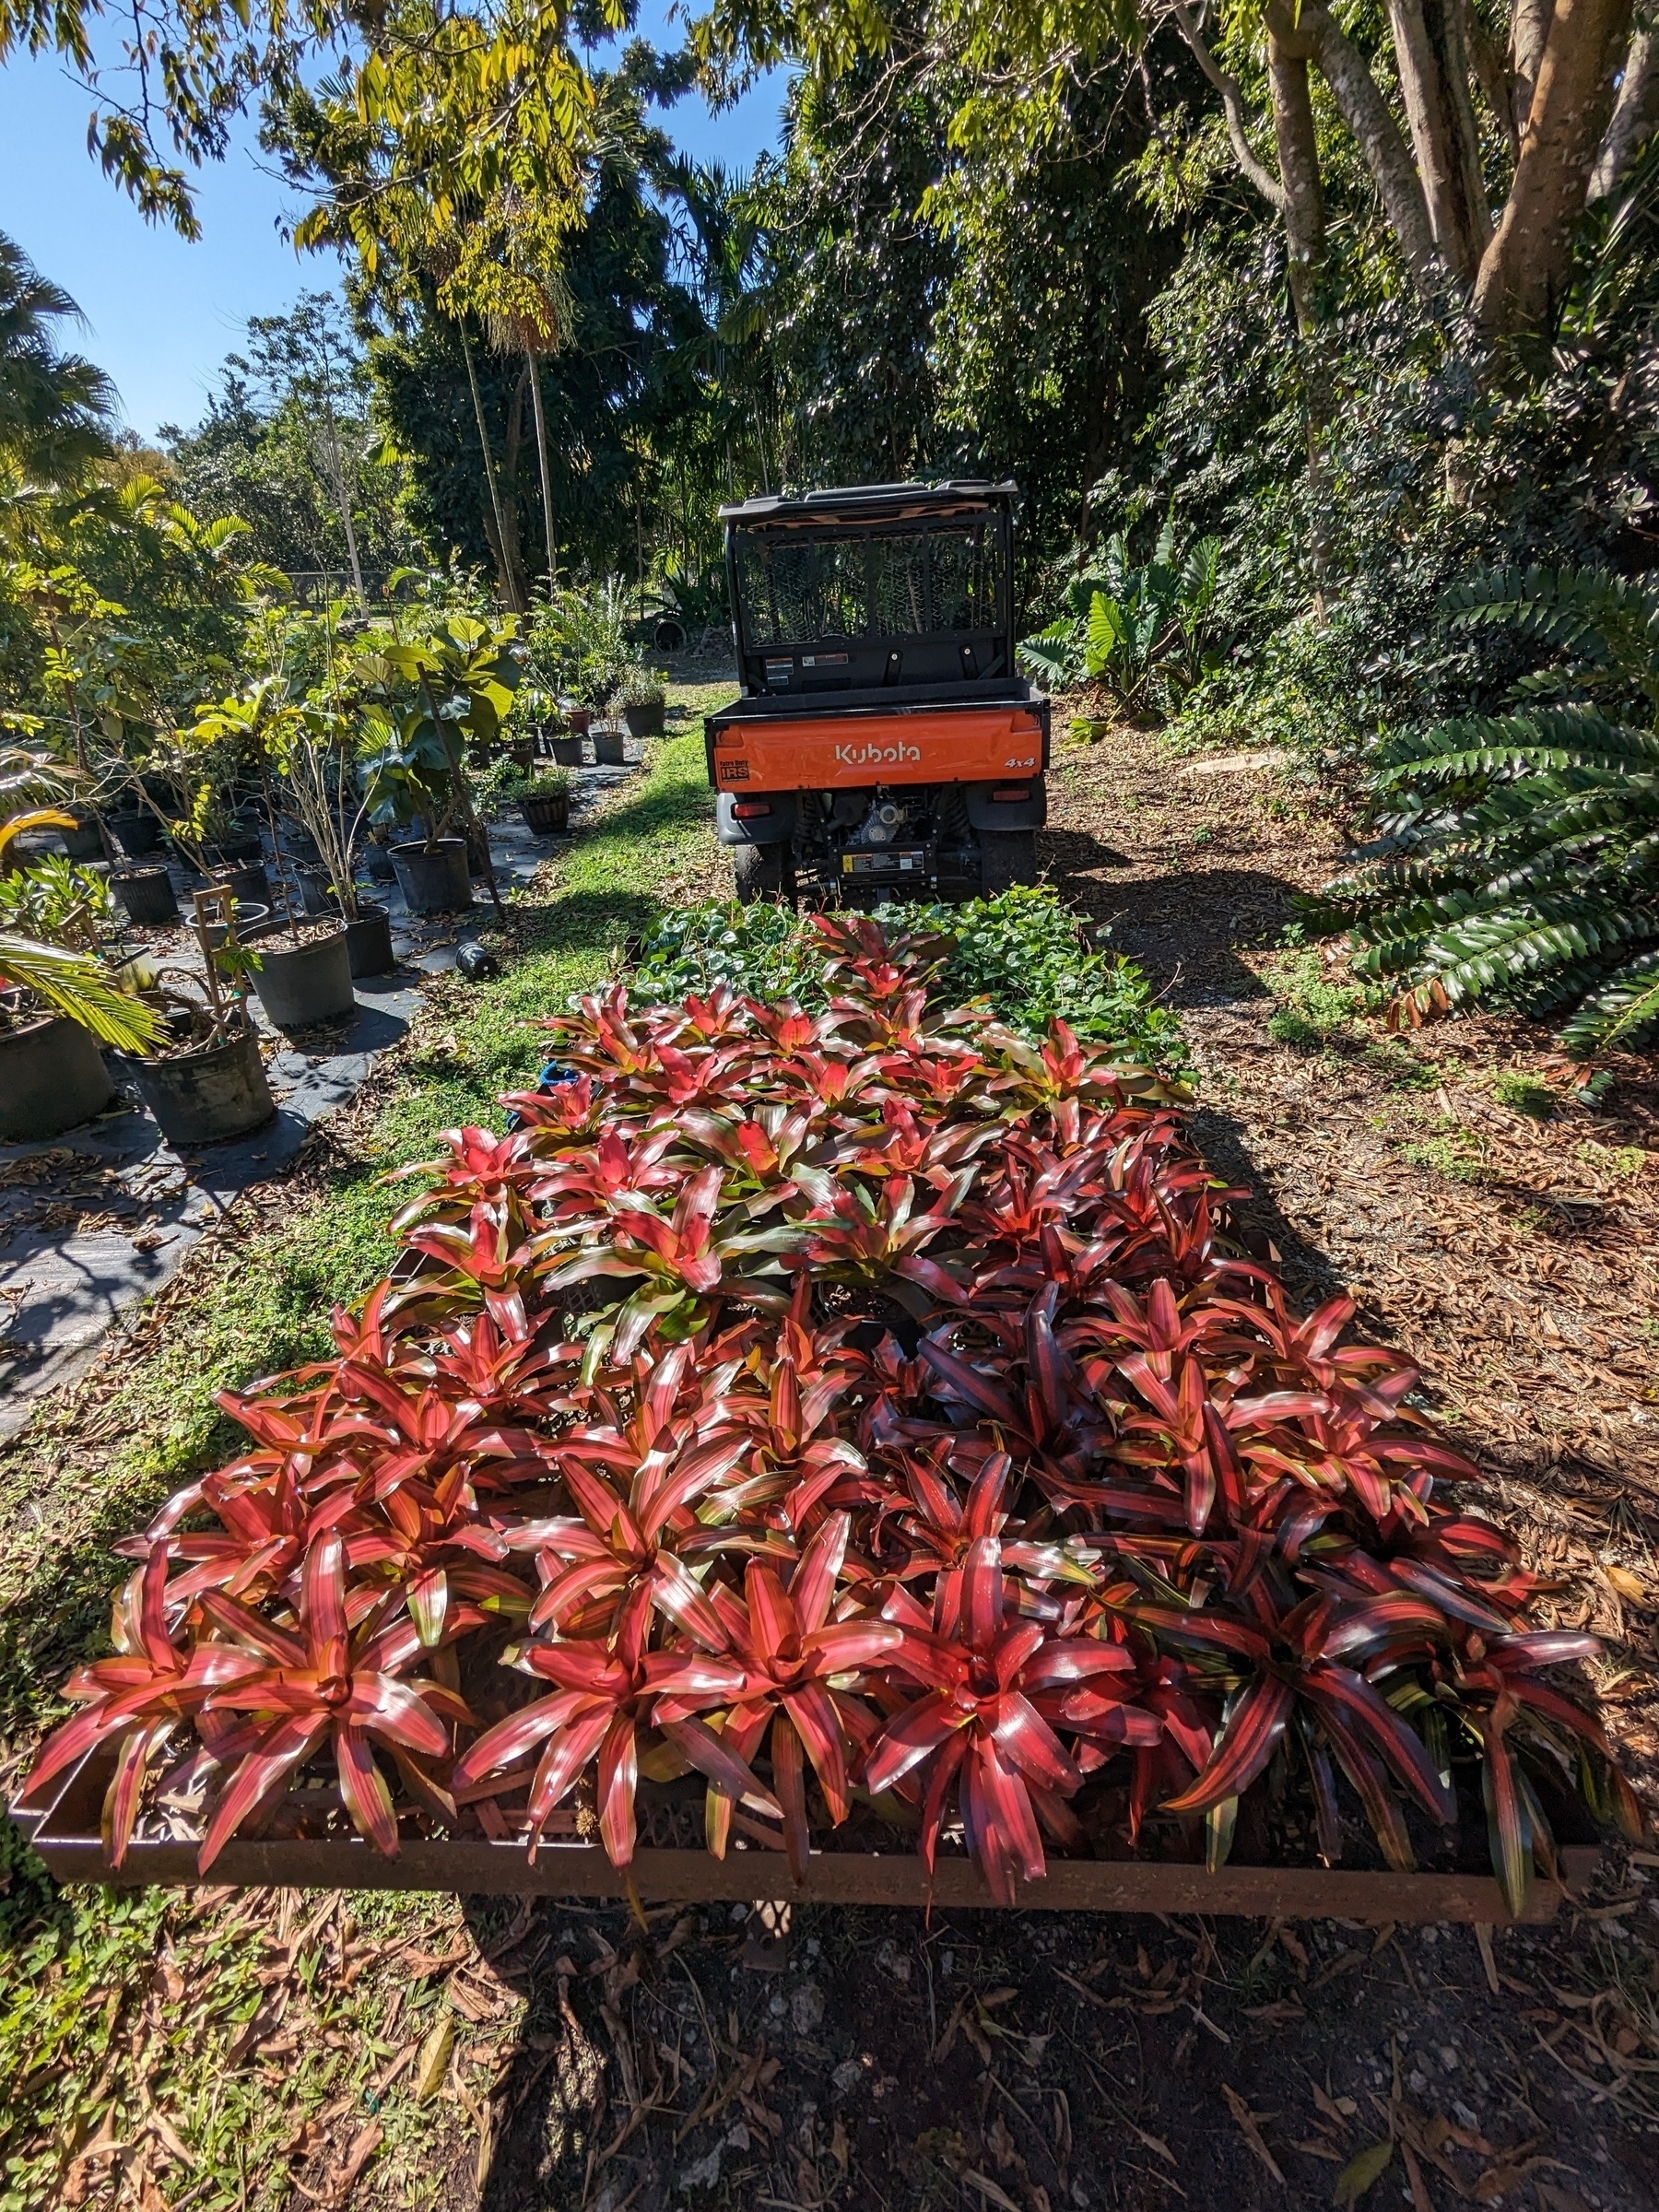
left=0, top=233, right=118, bottom=488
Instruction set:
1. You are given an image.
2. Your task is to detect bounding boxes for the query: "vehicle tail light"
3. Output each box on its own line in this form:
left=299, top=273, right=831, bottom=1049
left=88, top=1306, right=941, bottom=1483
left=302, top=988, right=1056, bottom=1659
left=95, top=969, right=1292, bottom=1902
left=992, top=785, right=1030, bottom=803
left=732, top=800, right=773, bottom=818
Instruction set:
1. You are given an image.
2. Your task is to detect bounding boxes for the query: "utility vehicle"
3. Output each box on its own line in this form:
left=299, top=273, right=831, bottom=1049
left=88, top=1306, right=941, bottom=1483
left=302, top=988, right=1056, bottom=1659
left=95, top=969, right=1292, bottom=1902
left=706, top=480, right=1048, bottom=902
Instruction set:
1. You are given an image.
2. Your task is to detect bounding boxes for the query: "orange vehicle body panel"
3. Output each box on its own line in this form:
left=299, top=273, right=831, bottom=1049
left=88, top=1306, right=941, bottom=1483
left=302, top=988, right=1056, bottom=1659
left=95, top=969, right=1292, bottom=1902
left=711, top=706, right=1045, bottom=792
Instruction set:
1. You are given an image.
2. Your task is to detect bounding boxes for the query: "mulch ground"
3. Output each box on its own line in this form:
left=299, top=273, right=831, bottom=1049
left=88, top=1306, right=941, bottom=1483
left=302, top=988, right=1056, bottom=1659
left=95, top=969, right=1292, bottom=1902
left=25, top=717, right=1659, bottom=2212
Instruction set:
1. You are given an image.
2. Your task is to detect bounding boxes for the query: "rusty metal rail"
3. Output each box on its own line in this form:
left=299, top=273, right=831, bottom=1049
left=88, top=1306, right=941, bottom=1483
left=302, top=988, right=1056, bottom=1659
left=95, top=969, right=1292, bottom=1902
left=14, top=1757, right=1598, bottom=1924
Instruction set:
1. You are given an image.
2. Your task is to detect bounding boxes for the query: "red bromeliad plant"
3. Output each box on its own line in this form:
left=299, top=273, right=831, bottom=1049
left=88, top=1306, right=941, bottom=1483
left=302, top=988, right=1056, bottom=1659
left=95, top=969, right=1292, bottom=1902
left=22, top=914, right=1640, bottom=1911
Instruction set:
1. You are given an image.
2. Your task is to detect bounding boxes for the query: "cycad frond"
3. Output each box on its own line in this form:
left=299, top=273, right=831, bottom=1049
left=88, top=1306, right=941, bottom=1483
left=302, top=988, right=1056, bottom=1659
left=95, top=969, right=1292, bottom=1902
left=1331, top=562, right=1659, bottom=1053
left=0, top=935, right=163, bottom=1053
left=1559, top=950, right=1659, bottom=1053
left=1371, top=706, right=1659, bottom=782
left=1441, top=566, right=1659, bottom=692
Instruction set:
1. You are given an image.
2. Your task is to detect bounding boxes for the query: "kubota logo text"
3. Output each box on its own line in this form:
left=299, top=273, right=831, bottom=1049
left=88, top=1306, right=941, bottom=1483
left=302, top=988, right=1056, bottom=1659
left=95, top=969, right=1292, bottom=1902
left=833, top=740, right=922, bottom=766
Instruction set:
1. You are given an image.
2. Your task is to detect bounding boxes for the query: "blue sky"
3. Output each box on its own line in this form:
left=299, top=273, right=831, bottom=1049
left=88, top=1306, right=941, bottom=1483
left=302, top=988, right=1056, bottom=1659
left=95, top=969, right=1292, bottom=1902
left=0, top=10, right=788, bottom=440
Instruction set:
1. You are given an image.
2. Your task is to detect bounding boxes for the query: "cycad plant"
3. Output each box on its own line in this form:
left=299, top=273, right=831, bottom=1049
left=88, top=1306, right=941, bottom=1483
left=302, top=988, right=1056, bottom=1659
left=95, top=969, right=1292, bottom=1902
left=0, top=748, right=160, bottom=1050
left=1312, top=565, right=1659, bottom=1057
left=1018, top=523, right=1223, bottom=721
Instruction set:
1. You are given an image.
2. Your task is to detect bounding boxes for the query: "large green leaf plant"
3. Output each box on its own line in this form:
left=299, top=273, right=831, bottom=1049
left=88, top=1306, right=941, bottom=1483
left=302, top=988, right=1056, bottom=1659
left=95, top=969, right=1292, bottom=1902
left=356, top=610, right=523, bottom=851
left=1018, top=522, right=1223, bottom=720
left=1311, top=565, right=1659, bottom=1058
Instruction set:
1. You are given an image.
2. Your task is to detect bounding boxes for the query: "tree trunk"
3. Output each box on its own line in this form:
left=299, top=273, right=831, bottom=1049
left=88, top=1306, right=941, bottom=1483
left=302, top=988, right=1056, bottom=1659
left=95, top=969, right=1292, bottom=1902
left=1511, top=0, right=1556, bottom=141
left=1171, top=0, right=1288, bottom=209
left=1475, top=0, right=1634, bottom=333
left=526, top=351, right=559, bottom=594
left=1270, top=35, right=1334, bottom=613
left=1386, top=0, right=1493, bottom=282
left=1285, top=1, right=1443, bottom=291
left=1588, top=27, right=1659, bottom=198
left=1269, top=37, right=1327, bottom=330
left=457, top=318, right=520, bottom=610
left=315, top=390, right=366, bottom=602
left=1463, top=0, right=1520, bottom=158
left=500, top=365, right=531, bottom=614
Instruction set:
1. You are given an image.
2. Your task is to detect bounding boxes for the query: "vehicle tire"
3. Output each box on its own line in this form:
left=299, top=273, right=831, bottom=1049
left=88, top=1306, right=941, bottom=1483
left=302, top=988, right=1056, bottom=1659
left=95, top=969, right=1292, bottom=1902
left=978, top=828, right=1038, bottom=896
left=733, top=841, right=794, bottom=905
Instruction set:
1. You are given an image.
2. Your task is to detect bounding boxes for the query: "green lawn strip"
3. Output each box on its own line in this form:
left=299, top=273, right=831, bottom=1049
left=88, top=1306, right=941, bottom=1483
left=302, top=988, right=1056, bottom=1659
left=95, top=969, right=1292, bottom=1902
left=0, top=717, right=720, bottom=2212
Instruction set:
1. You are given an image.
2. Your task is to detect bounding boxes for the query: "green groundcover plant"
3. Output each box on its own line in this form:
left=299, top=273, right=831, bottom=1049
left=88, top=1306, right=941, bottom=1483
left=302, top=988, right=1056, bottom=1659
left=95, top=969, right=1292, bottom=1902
left=633, top=887, right=1186, bottom=1070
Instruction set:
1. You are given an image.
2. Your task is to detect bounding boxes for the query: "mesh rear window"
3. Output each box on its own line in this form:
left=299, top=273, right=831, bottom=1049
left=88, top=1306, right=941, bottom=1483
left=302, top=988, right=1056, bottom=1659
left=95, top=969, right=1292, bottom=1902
left=736, top=536, right=867, bottom=645
left=735, top=522, right=1003, bottom=644
left=929, top=526, right=1000, bottom=631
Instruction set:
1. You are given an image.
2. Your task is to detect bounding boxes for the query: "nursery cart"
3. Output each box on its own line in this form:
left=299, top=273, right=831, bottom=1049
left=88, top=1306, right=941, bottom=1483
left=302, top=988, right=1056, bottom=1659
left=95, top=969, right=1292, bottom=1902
left=707, top=480, right=1050, bottom=904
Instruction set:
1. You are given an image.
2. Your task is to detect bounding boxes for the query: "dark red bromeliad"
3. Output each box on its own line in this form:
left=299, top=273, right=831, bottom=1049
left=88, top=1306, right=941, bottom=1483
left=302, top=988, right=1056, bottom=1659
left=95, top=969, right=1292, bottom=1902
left=19, top=915, right=1641, bottom=1909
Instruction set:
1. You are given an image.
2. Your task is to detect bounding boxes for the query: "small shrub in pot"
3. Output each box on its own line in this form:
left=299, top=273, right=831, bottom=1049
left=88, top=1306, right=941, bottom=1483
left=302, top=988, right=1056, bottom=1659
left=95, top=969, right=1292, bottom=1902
left=518, top=770, right=572, bottom=835
left=615, top=665, right=667, bottom=737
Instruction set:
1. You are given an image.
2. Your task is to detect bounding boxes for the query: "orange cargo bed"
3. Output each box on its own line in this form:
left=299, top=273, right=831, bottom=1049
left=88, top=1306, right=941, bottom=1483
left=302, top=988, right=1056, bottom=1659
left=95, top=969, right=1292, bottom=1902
left=711, top=704, right=1046, bottom=791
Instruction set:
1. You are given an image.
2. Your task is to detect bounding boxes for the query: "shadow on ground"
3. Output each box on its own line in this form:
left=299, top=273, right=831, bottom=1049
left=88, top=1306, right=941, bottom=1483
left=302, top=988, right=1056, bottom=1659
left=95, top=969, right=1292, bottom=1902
left=456, top=1888, right=1651, bottom=2212
left=1041, top=839, right=1298, bottom=1008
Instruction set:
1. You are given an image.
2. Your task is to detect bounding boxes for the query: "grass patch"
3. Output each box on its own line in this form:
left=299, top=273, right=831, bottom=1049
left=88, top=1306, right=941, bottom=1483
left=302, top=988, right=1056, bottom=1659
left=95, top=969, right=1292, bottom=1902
left=1359, top=1037, right=1440, bottom=1089
left=1261, top=945, right=1370, bottom=1045
left=1578, top=1141, right=1648, bottom=1182
left=1492, top=1070, right=1558, bottom=1120
left=1399, top=1124, right=1489, bottom=1183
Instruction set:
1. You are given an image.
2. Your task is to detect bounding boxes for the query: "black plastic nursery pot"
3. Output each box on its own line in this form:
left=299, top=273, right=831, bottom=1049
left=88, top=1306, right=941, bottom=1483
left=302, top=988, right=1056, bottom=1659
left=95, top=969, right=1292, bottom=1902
left=344, top=904, right=395, bottom=978
left=11, top=1748, right=1600, bottom=1925
left=520, top=791, right=571, bottom=835
left=624, top=699, right=665, bottom=738
left=250, top=929, right=356, bottom=1030
left=391, top=838, right=472, bottom=914
left=594, top=729, right=631, bottom=766
left=113, top=1021, right=275, bottom=1146
left=0, top=1015, right=114, bottom=1140
left=112, top=866, right=179, bottom=927
left=295, top=865, right=339, bottom=918
left=108, top=810, right=160, bottom=859
left=212, top=859, right=272, bottom=908
left=547, top=735, right=587, bottom=768
left=203, top=902, right=269, bottom=950
left=58, top=814, right=105, bottom=861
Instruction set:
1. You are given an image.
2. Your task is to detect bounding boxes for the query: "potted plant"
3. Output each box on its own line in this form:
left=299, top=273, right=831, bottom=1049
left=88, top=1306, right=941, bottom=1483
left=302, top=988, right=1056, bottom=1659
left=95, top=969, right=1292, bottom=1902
left=353, top=613, right=521, bottom=920
left=518, top=769, right=572, bottom=835
left=615, top=665, right=667, bottom=740
left=0, top=752, right=163, bottom=1140
left=526, top=582, right=630, bottom=721
left=190, top=680, right=359, bottom=1028
left=112, top=896, right=274, bottom=1144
